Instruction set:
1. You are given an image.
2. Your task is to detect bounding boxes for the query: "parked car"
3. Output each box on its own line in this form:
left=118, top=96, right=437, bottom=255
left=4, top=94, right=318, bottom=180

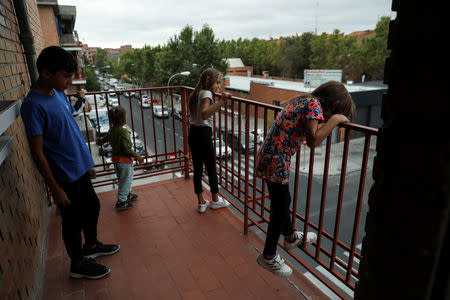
left=250, top=129, right=264, bottom=144
left=153, top=105, right=169, bottom=118
left=167, top=107, right=182, bottom=120
left=142, top=98, right=159, bottom=109
left=98, top=138, right=146, bottom=158
left=224, top=130, right=255, bottom=153
left=214, top=139, right=232, bottom=159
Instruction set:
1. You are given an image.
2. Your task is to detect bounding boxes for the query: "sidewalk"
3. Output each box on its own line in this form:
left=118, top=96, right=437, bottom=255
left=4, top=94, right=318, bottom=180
left=294, top=135, right=377, bottom=176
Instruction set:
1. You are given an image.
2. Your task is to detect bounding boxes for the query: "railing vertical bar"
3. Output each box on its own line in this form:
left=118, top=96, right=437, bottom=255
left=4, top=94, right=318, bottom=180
left=223, top=98, right=229, bottom=189
left=80, top=97, right=92, bottom=154
left=149, top=90, right=158, bottom=163
left=230, top=98, right=235, bottom=194
left=260, top=108, right=268, bottom=218
left=180, top=87, right=190, bottom=178
left=345, top=133, right=371, bottom=283
left=138, top=91, right=149, bottom=164
left=237, top=101, right=242, bottom=200
left=217, top=97, right=222, bottom=183
left=291, top=146, right=301, bottom=233
left=330, top=127, right=351, bottom=270
left=127, top=91, right=138, bottom=153
left=244, top=103, right=250, bottom=234
left=315, top=135, right=332, bottom=259
left=169, top=88, right=177, bottom=159
left=252, top=104, right=258, bottom=210
left=160, top=90, right=168, bottom=161
left=301, top=147, right=315, bottom=250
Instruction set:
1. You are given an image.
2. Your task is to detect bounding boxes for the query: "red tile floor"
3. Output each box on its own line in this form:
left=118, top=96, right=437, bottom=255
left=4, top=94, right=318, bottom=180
left=42, top=178, right=330, bottom=299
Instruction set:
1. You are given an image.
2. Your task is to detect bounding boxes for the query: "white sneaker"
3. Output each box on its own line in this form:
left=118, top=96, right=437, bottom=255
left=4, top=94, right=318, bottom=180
left=284, top=231, right=317, bottom=250
left=210, top=196, right=230, bottom=209
left=198, top=199, right=210, bottom=213
left=257, top=253, right=292, bottom=278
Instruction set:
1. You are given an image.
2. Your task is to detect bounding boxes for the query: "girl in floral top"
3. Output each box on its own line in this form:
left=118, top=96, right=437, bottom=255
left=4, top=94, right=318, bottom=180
left=255, top=81, right=355, bottom=278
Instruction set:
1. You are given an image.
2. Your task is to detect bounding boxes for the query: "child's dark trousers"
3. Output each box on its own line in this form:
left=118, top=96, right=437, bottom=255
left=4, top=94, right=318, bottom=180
left=58, top=171, right=100, bottom=263
left=264, top=181, right=295, bottom=255
left=188, top=126, right=219, bottom=195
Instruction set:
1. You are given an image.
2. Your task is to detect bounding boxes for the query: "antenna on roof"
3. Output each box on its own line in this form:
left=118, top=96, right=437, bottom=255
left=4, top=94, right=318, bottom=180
left=314, top=0, right=318, bottom=35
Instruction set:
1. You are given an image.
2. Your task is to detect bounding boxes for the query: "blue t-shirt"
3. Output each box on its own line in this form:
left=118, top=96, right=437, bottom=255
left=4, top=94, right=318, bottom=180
left=21, top=89, right=94, bottom=183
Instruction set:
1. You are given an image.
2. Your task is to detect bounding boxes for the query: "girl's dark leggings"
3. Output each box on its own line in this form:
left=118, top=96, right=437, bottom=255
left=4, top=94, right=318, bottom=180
left=58, top=172, right=100, bottom=263
left=264, top=181, right=295, bottom=256
left=188, top=126, right=219, bottom=194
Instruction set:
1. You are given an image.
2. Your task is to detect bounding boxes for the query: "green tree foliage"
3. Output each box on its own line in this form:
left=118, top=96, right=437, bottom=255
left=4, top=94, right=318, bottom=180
left=106, top=16, right=389, bottom=87
left=84, top=65, right=100, bottom=91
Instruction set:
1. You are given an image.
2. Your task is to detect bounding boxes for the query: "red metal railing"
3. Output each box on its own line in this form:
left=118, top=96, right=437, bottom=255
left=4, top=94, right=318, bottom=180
left=71, top=86, right=377, bottom=299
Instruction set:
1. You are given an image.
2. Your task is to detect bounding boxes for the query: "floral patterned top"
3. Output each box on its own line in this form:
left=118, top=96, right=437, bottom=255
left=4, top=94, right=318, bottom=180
left=256, top=97, right=324, bottom=184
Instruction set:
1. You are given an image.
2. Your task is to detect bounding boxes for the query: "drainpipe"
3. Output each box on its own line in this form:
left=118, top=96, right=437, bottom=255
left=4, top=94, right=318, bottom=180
left=13, top=0, right=39, bottom=84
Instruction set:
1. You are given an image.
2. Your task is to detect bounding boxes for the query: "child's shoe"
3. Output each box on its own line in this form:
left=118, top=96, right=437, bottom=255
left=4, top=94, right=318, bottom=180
left=83, top=241, right=120, bottom=258
left=127, top=193, right=138, bottom=202
left=210, top=196, right=230, bottom=209
left=198, top=199, right=210, bottom=213
left=257, top=253, right=292, bottom=278
left=115, top=201, right=133, bottom=210
left=70, top=258, right=110, bottom=279
left=284, top=231, right=317, bottom=250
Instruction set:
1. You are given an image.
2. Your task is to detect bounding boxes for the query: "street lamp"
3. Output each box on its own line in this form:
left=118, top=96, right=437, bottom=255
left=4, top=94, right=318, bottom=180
left=167, top=71, right=190, bottom=87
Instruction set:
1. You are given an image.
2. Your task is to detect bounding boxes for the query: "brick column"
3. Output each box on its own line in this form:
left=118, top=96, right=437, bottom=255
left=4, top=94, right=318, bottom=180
left=355, top=2, right=449, bottom=299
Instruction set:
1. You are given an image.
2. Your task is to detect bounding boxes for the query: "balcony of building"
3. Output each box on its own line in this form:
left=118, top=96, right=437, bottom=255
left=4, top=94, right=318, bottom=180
left=44, top=86, right=378, bottom=299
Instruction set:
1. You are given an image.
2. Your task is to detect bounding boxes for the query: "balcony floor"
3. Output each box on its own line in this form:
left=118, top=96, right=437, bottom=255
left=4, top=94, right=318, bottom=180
left=42, top=177, right=329, bottom=299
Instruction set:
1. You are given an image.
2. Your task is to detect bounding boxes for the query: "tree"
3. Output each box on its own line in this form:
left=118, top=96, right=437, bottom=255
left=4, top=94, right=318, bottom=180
left=84, top=65, right=100, bottom=91
left=93, top=48, right=108, bottom=70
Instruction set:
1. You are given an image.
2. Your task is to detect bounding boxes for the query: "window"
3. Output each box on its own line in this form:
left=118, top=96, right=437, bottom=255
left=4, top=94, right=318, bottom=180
left=272, top=100, right=281, bottom=106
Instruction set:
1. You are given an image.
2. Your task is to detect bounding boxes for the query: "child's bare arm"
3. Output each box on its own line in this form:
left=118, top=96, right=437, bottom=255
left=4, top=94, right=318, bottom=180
left=200, top=92, right=231, bottom=120
left=303, top=114, right=349, bottom=147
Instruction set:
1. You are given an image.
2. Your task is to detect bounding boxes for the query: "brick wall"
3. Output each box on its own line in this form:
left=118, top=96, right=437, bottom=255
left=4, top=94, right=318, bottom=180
left=37, top=6, right=59, bottom=48
left=355, top=2, right=449, bottom=299
left=0, top=1, right=48, bottom=299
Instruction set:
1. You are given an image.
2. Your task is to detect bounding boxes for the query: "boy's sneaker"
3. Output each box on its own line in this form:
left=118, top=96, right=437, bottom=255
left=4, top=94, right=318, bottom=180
left=70, top=258, right=110, bottom=279
left=127, top=193, right=138, bottom=202
left=284, top=231, right=317, bottom=250
left=198, top=199, right=210, bottom=213
left=210, top=196, right=230, bottom=209
left=257, top=253, right=292, bottom=278
left=115, top=201, right=133, bottom=210
left=83, top=241, right=120, bottom=259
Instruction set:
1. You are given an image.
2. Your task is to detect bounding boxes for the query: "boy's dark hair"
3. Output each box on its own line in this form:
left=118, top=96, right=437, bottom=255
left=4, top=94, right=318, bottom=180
left=36, top=46, right=77, bottom=74
left=108, top=106, right=126, bottom=127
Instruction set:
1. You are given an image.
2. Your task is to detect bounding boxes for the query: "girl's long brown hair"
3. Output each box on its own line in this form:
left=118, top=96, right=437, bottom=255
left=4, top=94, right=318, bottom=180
left=281, top=81, right=355, bottom=121
left=188, top=68, right=221, bottom=116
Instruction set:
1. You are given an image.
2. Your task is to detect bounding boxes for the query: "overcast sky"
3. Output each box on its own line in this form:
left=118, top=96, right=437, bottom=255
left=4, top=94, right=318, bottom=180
left=58, top=0, right=394, bottom=49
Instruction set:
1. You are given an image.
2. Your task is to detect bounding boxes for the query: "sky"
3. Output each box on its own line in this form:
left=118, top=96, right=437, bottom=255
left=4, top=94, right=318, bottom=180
left=58, top=0, right=394, bottom=49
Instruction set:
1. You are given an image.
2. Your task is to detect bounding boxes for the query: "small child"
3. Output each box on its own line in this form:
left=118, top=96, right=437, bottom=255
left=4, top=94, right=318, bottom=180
left=188, top=68, right=231, bottom=213
left=255, top=81, right=355, bottom=278
left=99, top=106, right=144, bottom=210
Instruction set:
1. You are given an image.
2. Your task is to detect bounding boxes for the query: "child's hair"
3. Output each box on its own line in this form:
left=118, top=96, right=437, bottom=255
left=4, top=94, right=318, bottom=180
left=188, top=68, right=222, bottom=115
left=36, top=46, right=77, bottom=75
left=108, top=106, right=126, bottom=127
left=281, top=81, right=355, bottom=121
left=312, top=81, right=355, bottom=121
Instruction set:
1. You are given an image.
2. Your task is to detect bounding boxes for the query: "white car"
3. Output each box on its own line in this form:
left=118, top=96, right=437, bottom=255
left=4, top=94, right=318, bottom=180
left=215, top=139, right=232, bottom=159
left=153, top=105, right=169, bottom=118
left=250, top=129, right=264, bottom=144
left=109, top=98, right=119, bottom=107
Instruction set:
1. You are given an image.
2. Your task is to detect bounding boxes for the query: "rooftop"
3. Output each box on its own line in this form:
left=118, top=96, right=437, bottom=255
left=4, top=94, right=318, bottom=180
left=225, top=75, right=387, bottom=94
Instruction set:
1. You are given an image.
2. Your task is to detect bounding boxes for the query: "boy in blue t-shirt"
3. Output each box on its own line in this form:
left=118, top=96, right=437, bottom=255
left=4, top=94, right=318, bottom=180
left=21, top=46, right=119, bottom=280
